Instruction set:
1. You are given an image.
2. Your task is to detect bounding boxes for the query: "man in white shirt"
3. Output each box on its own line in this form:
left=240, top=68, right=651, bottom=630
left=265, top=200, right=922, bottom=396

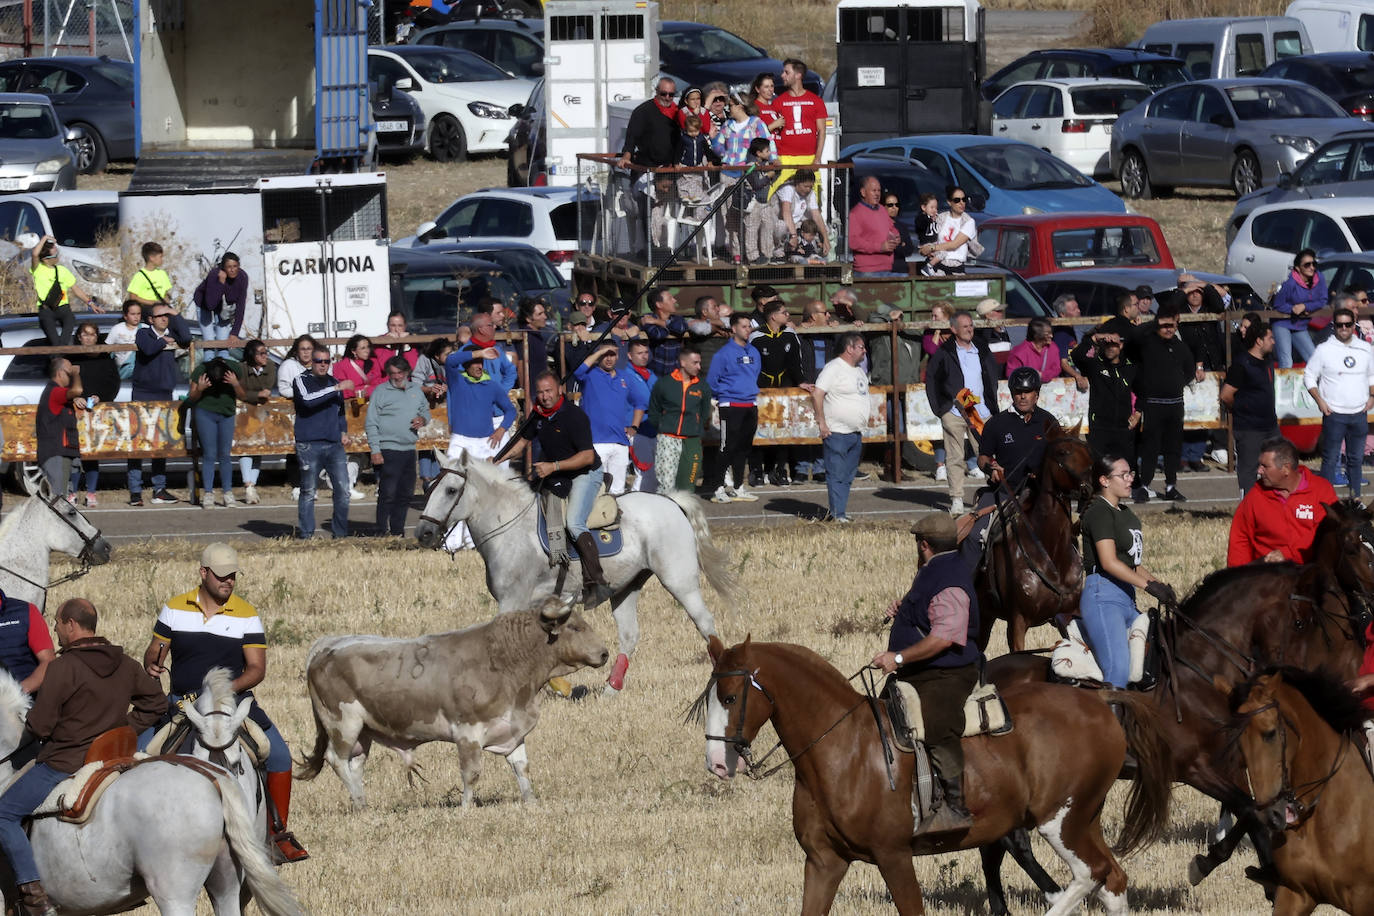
left=1304, top=306, right=1374, bottom=496
left=811, top=331, right=870, bottom=522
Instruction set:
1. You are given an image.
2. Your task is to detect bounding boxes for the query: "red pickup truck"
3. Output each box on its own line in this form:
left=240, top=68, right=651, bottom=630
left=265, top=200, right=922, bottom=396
left=975, top=212, right=1174, bottom=279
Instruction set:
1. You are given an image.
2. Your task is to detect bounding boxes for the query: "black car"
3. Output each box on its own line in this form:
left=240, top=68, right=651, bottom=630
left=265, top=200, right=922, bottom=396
left=371, top=75, right=426, bottom=161
left=981, top=48, right=1192, bottom=102
left=413, top=16, right=546, bottom=79
left=505, top=79, right=544, bottom=187
left=388, top=247, right=520, bottom=333
left=0, top=56, right=134, bottom=173
left=406, top=238, right=569, bottom=316
left=1261, top=53, right=1374, bottom=119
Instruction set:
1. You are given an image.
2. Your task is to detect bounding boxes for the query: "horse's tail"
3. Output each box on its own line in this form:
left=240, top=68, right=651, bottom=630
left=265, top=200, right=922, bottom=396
left=1105, top=690, right=1173, bottom=856
left=212, top=771, right=305, bottom=916
left=668, top=490, right=739, bottom=609
left=293, top=690, right=329, bottom=782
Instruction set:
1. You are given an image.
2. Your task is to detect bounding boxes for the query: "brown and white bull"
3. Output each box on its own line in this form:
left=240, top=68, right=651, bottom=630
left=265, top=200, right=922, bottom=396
left=295, top=597, right=608, bottom=810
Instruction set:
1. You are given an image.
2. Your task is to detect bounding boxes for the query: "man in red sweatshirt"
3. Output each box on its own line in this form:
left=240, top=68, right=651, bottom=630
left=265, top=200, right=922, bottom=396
left=1227, top=436, right=1338, bottom=566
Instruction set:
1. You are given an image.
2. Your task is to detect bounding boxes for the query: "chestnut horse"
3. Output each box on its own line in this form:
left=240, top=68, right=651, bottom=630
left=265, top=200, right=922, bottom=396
left=976, top=425, right=1094, bottom=653
left=1221, top=667, right=1374, bottom=915
left=985, top=498, right=1374, bottom=905
left=695, top=637, right=1172, bottom=915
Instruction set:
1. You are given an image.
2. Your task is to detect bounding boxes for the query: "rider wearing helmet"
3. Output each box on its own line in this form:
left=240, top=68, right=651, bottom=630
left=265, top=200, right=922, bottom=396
left=958, top=367, right=1059, bottom=573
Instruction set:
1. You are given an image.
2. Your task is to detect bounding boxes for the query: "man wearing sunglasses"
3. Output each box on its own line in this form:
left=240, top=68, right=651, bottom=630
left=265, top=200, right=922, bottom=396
left=1128, top=304, right=1202, bottom=503
left=1304, top=306, right=1374, bottom=497
left=618, top=77, right=681, bottom=170
left=919, top=186, right=976, bottom=275
left=292, top=350, right=357, bottom=538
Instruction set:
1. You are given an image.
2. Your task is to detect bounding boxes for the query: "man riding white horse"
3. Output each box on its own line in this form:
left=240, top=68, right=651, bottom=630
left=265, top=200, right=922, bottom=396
left=519, top=370, right=614, bottom=608
left=0, top=598, right=165, bottom=916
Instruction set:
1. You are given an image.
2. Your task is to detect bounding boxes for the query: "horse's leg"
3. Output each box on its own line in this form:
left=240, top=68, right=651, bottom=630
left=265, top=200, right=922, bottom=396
left=1008, top=611, right=1029, bottom=655
left=455, top=738, right=482, bottom=808
left=978, top=842, right=1012, bottom=916
left=1036, top=803, right=1103, bottom=916
left=801, top=849, right=852, bottom=916
left=504, top=742, right=535, bottom=803
left=1084, top=820, right=1128, bottom=916
left=1189, top=805, right=1260, bottom=886
left=605, top=576, right=649, bottom=693
left=872, top=847, right=926, bottom=916
left=203, top=843, right=244, bottom=916
left=1002, top=827, right=1063, bottom=904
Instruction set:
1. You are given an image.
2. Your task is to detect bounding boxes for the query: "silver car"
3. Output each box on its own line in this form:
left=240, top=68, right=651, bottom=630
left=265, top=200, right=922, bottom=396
left=1229, top=129, right=1374, bottom=228
left=0, top=93, right=79, bottom=194
left=1110, top=78, right=1358, bottom=198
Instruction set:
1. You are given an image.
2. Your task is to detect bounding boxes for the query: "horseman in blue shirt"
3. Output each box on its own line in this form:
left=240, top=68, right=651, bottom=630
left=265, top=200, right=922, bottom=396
left=0, top=589, right=55, bottom=695
left=872, top=513, right=982, bottom=836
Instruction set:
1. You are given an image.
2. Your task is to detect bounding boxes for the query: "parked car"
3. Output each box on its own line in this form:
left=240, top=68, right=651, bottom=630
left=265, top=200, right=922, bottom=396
left=505, top=78, right=545, bottom=186
left=1225, top=197, right=1374, bottom=296
left=371, top=75, right=426, bottom=161
left=1111, top=78, right=1358, bottom=199
left=367, top=45, right=534, bottom=162
left=1315, top=251, right=1374, bottom=296
left=388, top=247, right=520, bottom=333
left=973, top=213, right=1174, bottom=279
left=0, top=94, right=79, bottom=195
left=1285, top=0, right=1374, bottom=53
left=1260, top=52, right=1374, bottom=118
left=990, top=78, right=1153, bottom=178
left=1229, top=129, right=1374, bottom=228
left=0, top=191, right=119, bottom=304
left=404, top=238, right=569, bottom=315
left=980, top=48, right=1192, bottom=102
left=0, top=56, right=134, bottom=174
left=1133, top=16, right=1312, bottom=80
left=395, top=186, right=601, bottom=282
left=840, top=135, right=1127, bottom=221
left=1028, top=267, right=1260, bottom=317
left=412, top=16, right=547, bottom=79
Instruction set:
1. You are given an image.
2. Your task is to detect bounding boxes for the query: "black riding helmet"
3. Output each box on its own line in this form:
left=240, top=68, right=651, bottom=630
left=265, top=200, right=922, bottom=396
left=1008, top=366, right=1042, bottom=394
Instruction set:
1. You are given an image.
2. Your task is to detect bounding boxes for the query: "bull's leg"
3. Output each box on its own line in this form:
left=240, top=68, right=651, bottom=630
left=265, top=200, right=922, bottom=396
left=326, top=724, right=371, bottom=811
left=505, top=742, right=535, bottom=803
left=455, top=738, right=482, bottom=808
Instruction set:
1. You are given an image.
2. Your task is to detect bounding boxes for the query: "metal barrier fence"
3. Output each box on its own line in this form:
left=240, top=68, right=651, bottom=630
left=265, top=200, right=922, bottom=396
left=0, top=0, right=132, bottom=60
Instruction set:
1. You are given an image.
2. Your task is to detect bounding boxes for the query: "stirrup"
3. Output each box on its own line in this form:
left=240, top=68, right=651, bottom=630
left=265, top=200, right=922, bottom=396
left=272, top=830, right=310, bottom=864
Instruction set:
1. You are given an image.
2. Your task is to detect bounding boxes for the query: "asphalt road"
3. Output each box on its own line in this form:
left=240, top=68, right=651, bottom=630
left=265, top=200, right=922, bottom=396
left=63, top=461, right=1255, bottom=547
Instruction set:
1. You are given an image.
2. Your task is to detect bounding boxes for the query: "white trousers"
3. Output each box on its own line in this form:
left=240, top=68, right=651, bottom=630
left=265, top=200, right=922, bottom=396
left=442, top=426, right=509, bottom=551
left=594, top=442, right=630, bottom=495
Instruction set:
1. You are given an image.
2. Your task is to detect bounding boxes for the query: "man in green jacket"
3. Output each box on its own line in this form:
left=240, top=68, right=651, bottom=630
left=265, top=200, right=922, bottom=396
left=365, top=356, right=431, bottom=536
left=647, top=346, right=711, bottom=494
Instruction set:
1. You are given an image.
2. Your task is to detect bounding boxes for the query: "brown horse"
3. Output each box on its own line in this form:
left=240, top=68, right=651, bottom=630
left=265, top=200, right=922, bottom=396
left=696, top=637, right=1172, bottom=915
left=1221, top=666, right=1374, bottom=915
left=976, top=425, right=1094, bottom=653
left=985, top=498, right=1374, bottom=902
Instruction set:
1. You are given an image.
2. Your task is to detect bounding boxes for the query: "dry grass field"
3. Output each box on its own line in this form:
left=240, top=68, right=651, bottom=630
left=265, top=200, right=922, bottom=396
left=35, top=508, right=1349, bottom=915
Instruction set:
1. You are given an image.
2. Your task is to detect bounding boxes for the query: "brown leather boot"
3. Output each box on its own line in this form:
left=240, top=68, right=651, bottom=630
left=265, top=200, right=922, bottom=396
left=265, top=771, right=309, bottom=863
left=575, top=533, right=614, bottom=607
left=17, top=881, right=57, bottom=916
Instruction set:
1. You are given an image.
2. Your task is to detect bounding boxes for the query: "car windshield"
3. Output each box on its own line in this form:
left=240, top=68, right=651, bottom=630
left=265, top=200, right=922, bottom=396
left=1051, top=226, right=1161, bottom=268
left=659, top=27, right=764, bottom=66
left=396, top=48, right=509, bottom=83
left=0, top=102, right=57, bottom=140
left=1225, top=83, right=1346, bottom=120
left=1070, top=85, right=1152, bottom=116
left=956, top=143, right=1092, bottom=190
left=1346, top=216, right=1374, bottom=251
left=47, top=202, right=117, bottom=248
left=467, top=248, right=562, bottom=291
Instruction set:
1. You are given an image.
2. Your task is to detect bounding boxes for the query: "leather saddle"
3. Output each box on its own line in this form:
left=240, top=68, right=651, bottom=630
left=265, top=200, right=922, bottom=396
left=879, top=677, right=1013, bottom=755
left=536, top=481, right=624, bottom=560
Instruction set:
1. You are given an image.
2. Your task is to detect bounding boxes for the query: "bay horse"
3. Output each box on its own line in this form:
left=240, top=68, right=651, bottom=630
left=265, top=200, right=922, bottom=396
left=985, top=498, right=1374, bottom=905
left=1221, top=666, right=1374, bottom=915
left=695, top=637, right=1173, bottom=915
left=976, top=424, right=1094, bottom=653
left=413, top=448, right=737, bottom=692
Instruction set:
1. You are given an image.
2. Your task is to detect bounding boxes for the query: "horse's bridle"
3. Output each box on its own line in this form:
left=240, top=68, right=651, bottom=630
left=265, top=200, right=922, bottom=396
left=0, top=490, right=103, bottom=595
left=416, top=466, right=536, bottom=554
left=1236, top=698, right=1350, bottom=832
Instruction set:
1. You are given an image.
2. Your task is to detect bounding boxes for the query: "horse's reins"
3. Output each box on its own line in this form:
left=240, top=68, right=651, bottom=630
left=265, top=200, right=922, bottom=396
left=1235, top=698, right=1351, bottom=830
left=0, top=491, right=102, bottom=595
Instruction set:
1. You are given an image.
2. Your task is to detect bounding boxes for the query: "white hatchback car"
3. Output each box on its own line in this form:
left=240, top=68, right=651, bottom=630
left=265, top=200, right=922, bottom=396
left=1224, top=196, right=1374, bottom=297
left=395, top=186, right=599, bottom=283
left=991, top=78, right=1154, bottom=178
left=367, top=45, right=534, bottom=162
left=0, top=190, right=120, bottom=304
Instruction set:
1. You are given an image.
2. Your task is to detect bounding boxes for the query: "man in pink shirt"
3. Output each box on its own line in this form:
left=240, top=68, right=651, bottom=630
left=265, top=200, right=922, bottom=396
left=848, top=176, right=900, bottom=277
left=1005, top=317, right=1063, bottom=382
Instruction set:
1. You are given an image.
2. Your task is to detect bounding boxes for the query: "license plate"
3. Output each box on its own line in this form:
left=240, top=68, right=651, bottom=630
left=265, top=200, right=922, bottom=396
left=376, top=120, right=407, bottom=133
left=0, top=178, right=24, bottom=191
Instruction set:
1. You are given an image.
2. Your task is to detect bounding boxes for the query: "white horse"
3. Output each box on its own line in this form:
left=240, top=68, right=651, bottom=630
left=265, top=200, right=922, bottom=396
left=0, top=669, right=302, bottom=916
left=413, top=449, right=738, bottom=691
left=0, top=487, right=111, bottom=610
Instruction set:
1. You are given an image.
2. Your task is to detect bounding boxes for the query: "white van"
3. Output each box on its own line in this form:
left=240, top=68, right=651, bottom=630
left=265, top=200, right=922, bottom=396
left=1285, top=0, right=1374, bottom=52
left=1133, top=17, right=1313, bottom=80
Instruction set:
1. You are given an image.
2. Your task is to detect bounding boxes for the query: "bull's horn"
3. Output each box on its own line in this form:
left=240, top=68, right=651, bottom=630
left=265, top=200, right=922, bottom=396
left=538, top=598, right=572, bottom=634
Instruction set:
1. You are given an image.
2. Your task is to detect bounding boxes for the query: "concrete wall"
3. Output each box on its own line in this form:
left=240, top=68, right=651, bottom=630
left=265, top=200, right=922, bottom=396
left=138, top=0, right=316, bottom=151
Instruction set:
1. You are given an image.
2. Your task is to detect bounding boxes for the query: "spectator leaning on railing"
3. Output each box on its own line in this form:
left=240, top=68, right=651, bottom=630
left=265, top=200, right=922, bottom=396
left=1271, top=247, right=1325, bottom=369
left=128, top=301, right=191, bottom=507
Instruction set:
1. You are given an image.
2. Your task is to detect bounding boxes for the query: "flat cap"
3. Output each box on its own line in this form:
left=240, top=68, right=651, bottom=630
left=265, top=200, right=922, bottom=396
left=910, top=513, right=958, bottom=549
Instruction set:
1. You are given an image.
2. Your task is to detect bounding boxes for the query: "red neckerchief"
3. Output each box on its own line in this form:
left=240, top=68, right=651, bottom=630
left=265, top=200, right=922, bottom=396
left=533, top=396, right=564, bottom=419
left=656, top=98, right=679, bottom=120
left=469, top=335, right=495, bottom=350
left=629, top=365, right=651, bottom=382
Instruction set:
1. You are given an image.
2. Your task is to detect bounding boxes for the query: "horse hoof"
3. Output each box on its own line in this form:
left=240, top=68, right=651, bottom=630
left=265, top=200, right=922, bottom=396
left=1188, top=855, right=1213, bottom=887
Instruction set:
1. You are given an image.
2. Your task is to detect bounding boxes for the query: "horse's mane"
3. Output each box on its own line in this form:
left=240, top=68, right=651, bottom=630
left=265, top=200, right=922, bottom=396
left=463, top=453, right=533, bottom=497
left=1177, top=562, right=1299, bottom=621
left=684, top=641, right=858, bottom=725
left=201, top=667, right=237, bottom=712
left=1231, top=665, right=1369, bottom=737
left=0, top=498, right=32, bottom=541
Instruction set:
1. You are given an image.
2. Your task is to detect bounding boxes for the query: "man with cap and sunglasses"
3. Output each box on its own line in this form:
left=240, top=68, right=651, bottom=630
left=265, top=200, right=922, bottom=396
left=139, top=543, right=308, bottom=863
left=872, top=513, right=982, bottom=835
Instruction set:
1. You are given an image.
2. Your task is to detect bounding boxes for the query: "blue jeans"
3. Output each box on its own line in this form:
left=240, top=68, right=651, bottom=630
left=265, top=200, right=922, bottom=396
left=1321, top=411, right=1370, bottom=497
left=296, top=440, right=350, bottom=537
left=1079, top=573, right=1139, bottom=688
left=565, top=467, right=600, bottom=540
left=0, top=761, right=68, bottom=884
left=127, top=458, right=166, bottom=495
left=822, top=431, right=863, bottom=518
left=239, top=455, right=261, bottom=486
left=1273, top=324, right=1315, bottom=369
left=418, top=454, right=440, bottom=482
left=195, top=407, right=236, bottom=493
left=69, top=459, right=97, bottom=494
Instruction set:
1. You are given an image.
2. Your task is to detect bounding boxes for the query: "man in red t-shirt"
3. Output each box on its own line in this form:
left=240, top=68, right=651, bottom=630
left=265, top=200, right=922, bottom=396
left=1226, top=436, right=1338, bottom=566
left=0, top=589, right=55, bottom=694
left=770, top=58, right=826, bottom=194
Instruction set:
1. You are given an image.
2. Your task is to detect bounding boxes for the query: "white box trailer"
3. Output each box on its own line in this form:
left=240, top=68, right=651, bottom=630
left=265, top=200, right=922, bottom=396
left=118, top=173, right=390, bottom=348
left=543, top=0, right=660, bottom=185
